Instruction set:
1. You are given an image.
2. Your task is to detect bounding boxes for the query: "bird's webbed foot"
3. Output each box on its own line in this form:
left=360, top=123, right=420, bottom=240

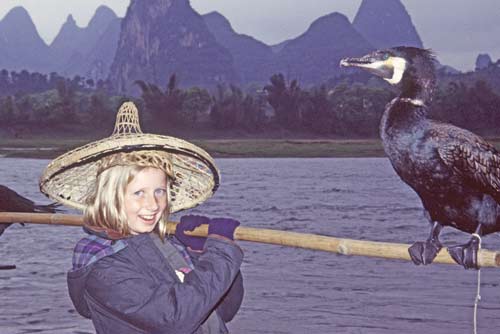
left=408, top=238, right=442, bottom=265
left=447, top=234, right=481, bottom=270
left=408, top=220, right=443, bottom=265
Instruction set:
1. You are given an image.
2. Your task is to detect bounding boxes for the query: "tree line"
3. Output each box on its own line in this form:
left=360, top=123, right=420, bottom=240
left=1, top=69, right=500, bottom=138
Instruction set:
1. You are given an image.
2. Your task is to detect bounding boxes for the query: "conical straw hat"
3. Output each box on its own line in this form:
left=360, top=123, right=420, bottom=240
left=39, top=101, right=219, bottom=213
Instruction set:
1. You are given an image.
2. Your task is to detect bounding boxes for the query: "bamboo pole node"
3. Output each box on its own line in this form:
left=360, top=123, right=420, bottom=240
left=338, top=242, right=349, bottom=255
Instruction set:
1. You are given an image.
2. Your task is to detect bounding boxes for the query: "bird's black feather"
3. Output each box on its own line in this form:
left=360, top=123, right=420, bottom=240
left=0, top=185, right=60, bottom=236
left=341, top=47, right=500, bottom=267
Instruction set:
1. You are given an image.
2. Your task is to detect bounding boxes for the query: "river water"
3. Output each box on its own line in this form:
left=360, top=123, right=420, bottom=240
left=1, top=157, right=500, bottom=334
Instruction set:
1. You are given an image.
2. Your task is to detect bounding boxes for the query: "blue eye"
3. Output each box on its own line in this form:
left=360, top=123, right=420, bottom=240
left=134, top=190, right=144, bottom=196
left=155, top=189, right=167, bottom=197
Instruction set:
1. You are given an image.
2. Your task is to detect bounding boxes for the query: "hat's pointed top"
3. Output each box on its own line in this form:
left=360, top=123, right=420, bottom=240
left=112, top=101, right=143, bottom=136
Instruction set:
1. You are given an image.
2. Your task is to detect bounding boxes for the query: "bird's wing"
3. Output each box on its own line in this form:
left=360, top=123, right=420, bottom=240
left=437, top=138, right=500, bottom=198
left=0, top=185, right=37, bottom=212
left=0, top=223, right=12, bottom=236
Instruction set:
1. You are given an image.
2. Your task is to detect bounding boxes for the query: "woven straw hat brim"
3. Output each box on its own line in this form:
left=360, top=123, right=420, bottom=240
left=39, top=102, right=220, bottom=213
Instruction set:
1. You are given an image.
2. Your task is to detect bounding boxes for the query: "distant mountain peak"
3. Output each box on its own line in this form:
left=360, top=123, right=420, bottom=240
left=203, top=10, right=272, bottom=83
left=316, top=11, right=348, bottom=22
left=0, top=6, right=52, bottom=71
left=64, top=14, right=77, bottom=26
left=308, top=12, right=351, bottom=33
left=89, top=5, right=118, bottom=27
left=0, top=6, right=42, bottom=38
left=353, top=0, right=423, bottom=48
left=204, top=11, right=232, bottom=30
left=292, top=11, right=365, bottom=44
left=95, top=5, right=116, bottom=16
left=2, top=6, right=30, bottom=20
left=1, top=6, right=36, bottom=29
left=109, top=0, right=238, bottom=93
left=50, top=5, right=120, bottom=77
left=205, top=11, right=225, bottom=19
left=276, top=11, right=373, bottom=84
left=56, top=14, right=80, bottom=37
left=476, top=54, right=493, bottom=70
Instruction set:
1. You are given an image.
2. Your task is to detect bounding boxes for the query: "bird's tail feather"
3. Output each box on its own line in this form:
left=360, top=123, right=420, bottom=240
left=34, top=202, right=63, bottom=213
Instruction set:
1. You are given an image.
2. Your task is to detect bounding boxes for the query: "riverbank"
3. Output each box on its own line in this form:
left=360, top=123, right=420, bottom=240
left=2, top=137, right=500, bottom=159
left=193, top=139, right=385, bottom=158
left=0, top=138, right=387, bottom=158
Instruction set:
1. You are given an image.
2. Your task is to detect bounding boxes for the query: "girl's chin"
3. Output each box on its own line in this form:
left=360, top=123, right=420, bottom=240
left=141, top=221, right=158, bottom=231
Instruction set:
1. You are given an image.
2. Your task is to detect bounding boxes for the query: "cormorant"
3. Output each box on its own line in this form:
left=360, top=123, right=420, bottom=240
left=0, top=185, right=59, bottom=236
left=340, top=46, right=500, bottom=269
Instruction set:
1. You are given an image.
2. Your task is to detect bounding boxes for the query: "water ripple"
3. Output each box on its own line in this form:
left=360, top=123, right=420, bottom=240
left=1, top=157, right=500, bottom=333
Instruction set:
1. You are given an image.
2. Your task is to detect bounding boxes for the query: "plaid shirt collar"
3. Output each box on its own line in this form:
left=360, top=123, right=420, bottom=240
left=71, top=227, right=128, bottom=271
left=71, top=226, right=195, bottom=272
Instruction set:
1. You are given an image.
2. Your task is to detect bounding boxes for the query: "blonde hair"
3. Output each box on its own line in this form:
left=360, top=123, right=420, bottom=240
left=84, top=164, right=171, bottom=239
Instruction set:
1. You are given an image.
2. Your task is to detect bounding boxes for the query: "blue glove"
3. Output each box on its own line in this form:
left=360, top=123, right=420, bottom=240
left=175, top=215, right=209, bottom=250
left=208, top=218, right=240, bottom=240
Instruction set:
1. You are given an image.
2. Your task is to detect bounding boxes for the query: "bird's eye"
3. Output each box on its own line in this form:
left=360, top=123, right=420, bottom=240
left=382, top=53, right=390, bottom=60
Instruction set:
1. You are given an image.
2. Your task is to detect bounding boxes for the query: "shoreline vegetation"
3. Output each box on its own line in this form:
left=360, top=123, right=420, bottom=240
left=2, top=137, right=500, bottom=159
left=1, top=68, right=499, bottom=161
left=0, top=137, right=388, bottom=159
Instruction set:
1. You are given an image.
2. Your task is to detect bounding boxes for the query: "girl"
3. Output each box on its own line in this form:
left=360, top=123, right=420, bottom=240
left=40, top=102, right=244, bottom=333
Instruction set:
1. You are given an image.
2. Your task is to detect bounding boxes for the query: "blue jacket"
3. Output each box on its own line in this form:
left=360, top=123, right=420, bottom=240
left=67, top=228, right=244, bottom=334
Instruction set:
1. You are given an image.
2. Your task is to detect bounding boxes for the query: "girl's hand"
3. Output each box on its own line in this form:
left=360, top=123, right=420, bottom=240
left=208, top=218, right=240, bottom=240
left=175, top=215, right=209, bottom=250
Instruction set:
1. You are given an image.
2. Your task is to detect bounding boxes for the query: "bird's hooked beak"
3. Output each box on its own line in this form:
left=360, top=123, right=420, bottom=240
left=340, top=51, right=407, bottom=85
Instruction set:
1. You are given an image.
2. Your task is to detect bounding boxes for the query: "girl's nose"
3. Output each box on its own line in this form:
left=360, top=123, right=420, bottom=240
left=144, top=193, right=159, bottom=211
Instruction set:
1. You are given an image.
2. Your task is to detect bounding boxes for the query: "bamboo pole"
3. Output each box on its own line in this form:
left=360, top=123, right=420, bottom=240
left=1, top=212, right=499, bottom=268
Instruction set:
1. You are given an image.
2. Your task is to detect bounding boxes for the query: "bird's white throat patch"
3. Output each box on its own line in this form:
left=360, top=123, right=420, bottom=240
left=385, top=57, right=407, bottom=85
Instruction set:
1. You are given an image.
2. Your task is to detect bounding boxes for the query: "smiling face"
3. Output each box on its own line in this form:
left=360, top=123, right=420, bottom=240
left=124, top=167, right=168, bottom=235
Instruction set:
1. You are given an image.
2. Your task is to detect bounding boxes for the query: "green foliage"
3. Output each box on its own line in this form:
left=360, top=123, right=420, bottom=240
left=329, top=83, right=394, bottom=136
left=182, top=87, right=211, bottom=126
left=135, top=74, right=186, bottom=132
left=84, top=93, right=116, bottom=130
left=0, top=96, right=17, bottom=125
left=54, top=79, right=77, bottom=123
left=210, top=85, right=243, bottom=130
left=240, top=92, right=268, bottom=131
left=431, top=80, right=500, bottom=133
left=2, top=69, right=500, bottom=139
left=264, top=73, right=303, bottom=129
left=301, top=86, right=334, bottom=135
left=209, top=84, right=267, bottom=131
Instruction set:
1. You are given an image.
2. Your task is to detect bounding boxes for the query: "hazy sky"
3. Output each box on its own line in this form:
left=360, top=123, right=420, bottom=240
left=0, top=0, right=498, bottom=71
